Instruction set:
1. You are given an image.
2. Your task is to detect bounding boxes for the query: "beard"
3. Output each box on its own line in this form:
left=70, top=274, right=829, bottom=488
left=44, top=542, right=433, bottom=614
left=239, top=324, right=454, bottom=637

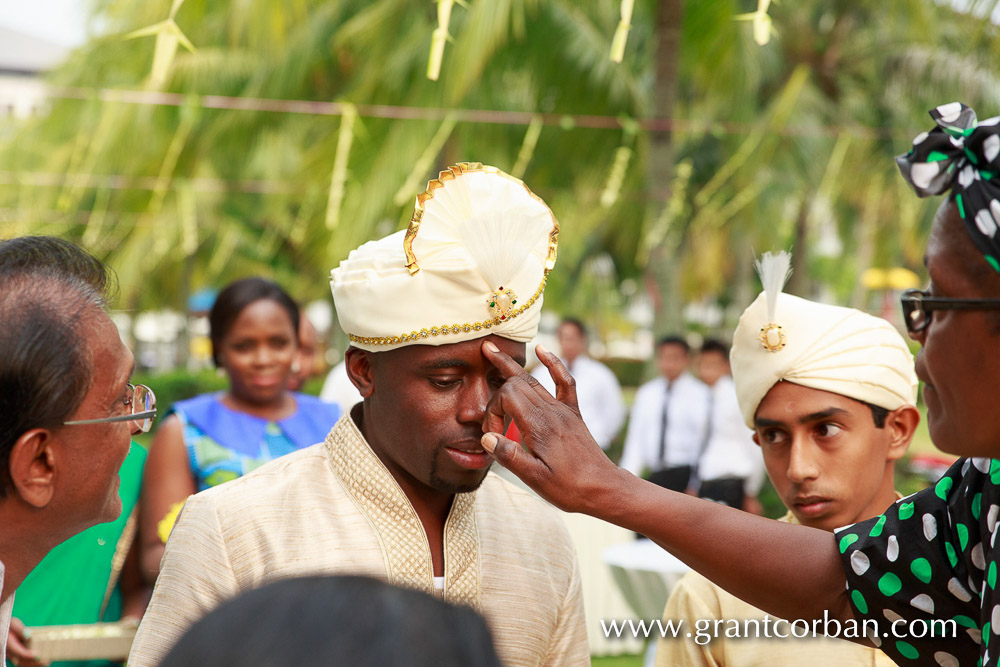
left=428, top=449, right=492, bottom=495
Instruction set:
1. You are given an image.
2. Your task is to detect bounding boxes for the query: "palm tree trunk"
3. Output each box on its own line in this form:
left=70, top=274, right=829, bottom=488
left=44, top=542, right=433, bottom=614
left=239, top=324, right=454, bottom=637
left=787, top=195, right=812, bottom=297
left=648, top=0, right=685, bottom=337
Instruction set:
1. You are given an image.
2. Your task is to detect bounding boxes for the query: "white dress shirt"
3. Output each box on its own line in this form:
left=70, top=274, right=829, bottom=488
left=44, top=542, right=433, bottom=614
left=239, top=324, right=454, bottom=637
left=619, top=373, right=710, bottom=476
left=531, top=356, right=625, bottom=450
left=319, top=361, right=363, bottom=412
left=697, top=375, right=765, bottom=494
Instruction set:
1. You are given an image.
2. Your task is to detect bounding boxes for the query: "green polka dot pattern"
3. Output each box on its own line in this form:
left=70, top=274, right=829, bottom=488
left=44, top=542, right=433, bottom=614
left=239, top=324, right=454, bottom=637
left=911, top=558, right=933, bottom=584
left=837, top=457, right=1000, bottom=665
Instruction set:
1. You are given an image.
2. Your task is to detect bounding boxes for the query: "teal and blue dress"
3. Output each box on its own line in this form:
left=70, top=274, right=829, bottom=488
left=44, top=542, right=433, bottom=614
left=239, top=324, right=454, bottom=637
left=170, top=393, right=340, bottom=491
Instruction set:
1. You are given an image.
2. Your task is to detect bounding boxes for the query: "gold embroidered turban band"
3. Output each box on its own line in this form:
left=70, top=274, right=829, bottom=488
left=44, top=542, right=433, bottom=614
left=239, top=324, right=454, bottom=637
left=330, top=163, right=559, bottom=352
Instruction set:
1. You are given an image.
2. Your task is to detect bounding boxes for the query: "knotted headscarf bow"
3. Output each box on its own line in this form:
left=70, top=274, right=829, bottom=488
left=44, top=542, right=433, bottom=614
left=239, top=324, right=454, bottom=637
left=897, top=102, right=1000, bottom=273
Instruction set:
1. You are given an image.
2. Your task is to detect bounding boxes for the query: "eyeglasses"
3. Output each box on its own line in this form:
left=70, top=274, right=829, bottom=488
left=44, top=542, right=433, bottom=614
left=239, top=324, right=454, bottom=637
left=900, top=289, right=1000, bottom=334
left=63, top=384, right=157, bottom=433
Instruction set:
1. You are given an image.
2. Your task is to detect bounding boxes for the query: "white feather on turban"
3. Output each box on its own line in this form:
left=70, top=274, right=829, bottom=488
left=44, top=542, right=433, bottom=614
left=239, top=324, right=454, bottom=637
left=330, top=163, right=558, bottom=352
left=731, top=292, right=919, bottom=428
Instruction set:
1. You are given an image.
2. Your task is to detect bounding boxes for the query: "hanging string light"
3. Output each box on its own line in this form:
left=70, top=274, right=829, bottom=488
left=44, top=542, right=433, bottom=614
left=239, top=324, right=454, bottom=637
left=123, top=0, right=196, bottom=89
left=610, top=0, right=635, bottom=63
left=734, top=0, right=776, bottom=46
left=511, top=115, right=543, bottom=179
left=600, top=118, right=639, bottom=209
left=81, top=187, right=112, bottom=247
left=326, top=104, right=357, bottom=230
left=177, top=184, right=198, bottom=257
left=427, top=0, right=468, bottom=81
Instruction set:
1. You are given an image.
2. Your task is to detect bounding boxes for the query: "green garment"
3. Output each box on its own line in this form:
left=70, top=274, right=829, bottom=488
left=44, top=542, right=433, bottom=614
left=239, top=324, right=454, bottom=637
left=8, top=443, right=146, bottom=667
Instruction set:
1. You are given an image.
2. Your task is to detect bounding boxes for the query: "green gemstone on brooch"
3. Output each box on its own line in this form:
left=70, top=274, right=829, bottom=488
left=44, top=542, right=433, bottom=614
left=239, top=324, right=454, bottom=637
left=487, top=286, right=518, bottom=321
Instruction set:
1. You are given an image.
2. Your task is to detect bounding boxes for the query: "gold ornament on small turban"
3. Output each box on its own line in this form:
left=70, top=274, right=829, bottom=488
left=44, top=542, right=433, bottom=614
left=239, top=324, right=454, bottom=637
left=758, top=323, right=786, bottom=352
left=754, top=251, right=791, bottom=352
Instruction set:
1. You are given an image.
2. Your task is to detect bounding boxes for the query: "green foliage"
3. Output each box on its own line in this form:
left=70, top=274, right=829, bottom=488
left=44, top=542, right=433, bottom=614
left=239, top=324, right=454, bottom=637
left=131, top=368, right=228, bottom=425
left=592, top=655, right=642, bottom=667
left=3, top=0, right=999, bottom=334
left=604, top=357, right=647, bottom=389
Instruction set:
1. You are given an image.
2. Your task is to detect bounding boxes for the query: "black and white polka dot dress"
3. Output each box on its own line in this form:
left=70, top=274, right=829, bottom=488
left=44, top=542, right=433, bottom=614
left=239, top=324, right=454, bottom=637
left=839, top=457, right=1000, bottom=666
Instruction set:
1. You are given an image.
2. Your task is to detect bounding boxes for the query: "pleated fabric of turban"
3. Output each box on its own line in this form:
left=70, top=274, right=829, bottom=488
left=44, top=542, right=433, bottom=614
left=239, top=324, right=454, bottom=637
left=897, top=102, right=1000, bottom=273
left=330, top=162, right=558, bottom=352
left=731, top=292, right=919, bottom=429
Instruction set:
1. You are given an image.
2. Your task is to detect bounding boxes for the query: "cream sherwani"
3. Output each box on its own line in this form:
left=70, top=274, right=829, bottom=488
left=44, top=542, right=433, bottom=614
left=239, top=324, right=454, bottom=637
left=656, top=513, right=897, bottom=667
left=129, top=415, right=589, bottom=667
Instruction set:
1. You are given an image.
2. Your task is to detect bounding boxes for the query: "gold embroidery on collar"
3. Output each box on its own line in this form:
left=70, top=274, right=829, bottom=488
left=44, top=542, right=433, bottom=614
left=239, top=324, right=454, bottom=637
left=443, top=492, right=480, bottom=609
left=324, top=416, right=482, bottom=611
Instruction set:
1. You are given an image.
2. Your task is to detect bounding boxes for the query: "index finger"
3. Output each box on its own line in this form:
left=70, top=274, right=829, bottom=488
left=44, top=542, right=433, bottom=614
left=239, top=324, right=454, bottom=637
left=481, top=340, right=531, bottom=379
left=481, top=375, right=548, bottom=434
left=535, top=343, right=579, bottom=410
left=481, top=339, right=560, bottom=404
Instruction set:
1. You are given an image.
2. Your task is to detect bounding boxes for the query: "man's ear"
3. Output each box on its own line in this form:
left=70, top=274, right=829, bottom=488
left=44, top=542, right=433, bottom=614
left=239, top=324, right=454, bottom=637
left=345, top=347, right=375, bottom=399
left=885, top=405, right=921, bottom=462
left=8, top=429, right=57, bottom=508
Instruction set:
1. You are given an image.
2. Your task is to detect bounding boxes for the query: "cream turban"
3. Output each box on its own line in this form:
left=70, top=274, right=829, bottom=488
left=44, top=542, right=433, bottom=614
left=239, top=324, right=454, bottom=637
left=731, top=292, right=919, bottom=429
left=330, top=163, right=558, bottom=352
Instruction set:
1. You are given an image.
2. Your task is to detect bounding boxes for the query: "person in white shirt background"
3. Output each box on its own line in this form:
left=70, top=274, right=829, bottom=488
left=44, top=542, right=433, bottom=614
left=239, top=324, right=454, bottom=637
left=694, top=339, right=765, bottom=512
left=620, top=336, right=710, bottom=492
left=531, top=318, right=625, bottom=451
left=320, top=359, right=363, bottom=413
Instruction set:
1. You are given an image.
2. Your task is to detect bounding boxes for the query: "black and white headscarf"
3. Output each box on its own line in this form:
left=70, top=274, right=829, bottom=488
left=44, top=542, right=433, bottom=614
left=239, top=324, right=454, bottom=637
left=897, top=102, right=1000, bottom=273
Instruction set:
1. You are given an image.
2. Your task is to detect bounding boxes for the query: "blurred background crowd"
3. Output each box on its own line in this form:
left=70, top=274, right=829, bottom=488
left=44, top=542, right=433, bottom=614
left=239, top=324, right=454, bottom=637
left=4, top=0, right=1000, bottom=664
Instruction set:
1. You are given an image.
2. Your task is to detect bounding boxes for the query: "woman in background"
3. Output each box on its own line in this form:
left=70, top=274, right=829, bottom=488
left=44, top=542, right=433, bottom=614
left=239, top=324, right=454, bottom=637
left=139, top=278, right=340, bottom=584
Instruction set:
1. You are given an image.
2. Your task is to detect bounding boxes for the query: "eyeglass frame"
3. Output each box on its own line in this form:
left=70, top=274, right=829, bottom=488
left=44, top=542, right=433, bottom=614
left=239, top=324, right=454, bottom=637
left=900, top=288, right=1000, bottom=334
left=63, top=383, right=157, bottom=433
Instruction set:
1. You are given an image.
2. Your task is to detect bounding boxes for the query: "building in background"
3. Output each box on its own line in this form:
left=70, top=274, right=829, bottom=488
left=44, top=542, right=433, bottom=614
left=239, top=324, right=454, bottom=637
left=0, top=26, right=66, bottom=120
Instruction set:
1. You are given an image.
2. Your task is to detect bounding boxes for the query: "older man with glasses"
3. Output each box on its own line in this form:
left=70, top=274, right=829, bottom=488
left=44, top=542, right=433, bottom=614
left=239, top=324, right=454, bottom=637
left=0, top=236, right=155, bottom=666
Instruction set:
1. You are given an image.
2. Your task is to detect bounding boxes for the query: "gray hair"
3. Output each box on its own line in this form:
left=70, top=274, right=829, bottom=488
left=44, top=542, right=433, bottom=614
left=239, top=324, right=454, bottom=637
left=0, top=237, right=117, bottom=496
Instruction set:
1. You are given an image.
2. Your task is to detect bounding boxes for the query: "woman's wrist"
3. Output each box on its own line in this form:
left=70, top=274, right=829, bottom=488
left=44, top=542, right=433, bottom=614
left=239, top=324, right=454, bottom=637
left=580, top=464, right=638, bottom=521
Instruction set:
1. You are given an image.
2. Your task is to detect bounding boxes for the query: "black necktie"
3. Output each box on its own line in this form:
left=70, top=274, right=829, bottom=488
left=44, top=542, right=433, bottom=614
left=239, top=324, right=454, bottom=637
left=697, top=388, right=714, bottom=467
left=658, top=381, right=672, bottom=466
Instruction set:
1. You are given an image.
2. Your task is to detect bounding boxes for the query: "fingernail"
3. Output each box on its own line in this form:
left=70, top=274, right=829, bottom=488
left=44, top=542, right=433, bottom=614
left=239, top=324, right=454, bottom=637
left=537, top=343, right=549, bottom=357
left=481, top=433, right=497, bottom=453
left=484, top=341, right=500, bottom=354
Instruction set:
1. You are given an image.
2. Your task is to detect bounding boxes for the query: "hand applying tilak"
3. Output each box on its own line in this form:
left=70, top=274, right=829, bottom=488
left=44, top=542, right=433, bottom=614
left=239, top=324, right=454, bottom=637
left=479, top=340, right=628, bottom=514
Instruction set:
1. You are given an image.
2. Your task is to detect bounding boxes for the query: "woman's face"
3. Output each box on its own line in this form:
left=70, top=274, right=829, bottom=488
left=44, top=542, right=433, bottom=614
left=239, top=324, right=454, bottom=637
left=911, top=200, right=1000, bottom=457
left=218, top=299, right=298, bottom=405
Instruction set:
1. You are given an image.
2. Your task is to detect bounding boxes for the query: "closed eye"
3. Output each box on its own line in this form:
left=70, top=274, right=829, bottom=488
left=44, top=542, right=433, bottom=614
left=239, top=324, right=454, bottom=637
left=429, top=377, right=461, bottom=389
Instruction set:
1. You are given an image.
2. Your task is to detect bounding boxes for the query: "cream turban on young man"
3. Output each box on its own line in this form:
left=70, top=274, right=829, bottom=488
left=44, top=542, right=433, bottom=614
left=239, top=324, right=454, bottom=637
left=731, top=290, right=919, bottom=429
left=330, top=163, right=558, bottom=352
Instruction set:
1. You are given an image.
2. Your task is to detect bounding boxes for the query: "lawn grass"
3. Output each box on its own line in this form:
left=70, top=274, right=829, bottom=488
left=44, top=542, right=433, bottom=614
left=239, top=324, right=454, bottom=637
left=592, top=654, right=643, bottom=667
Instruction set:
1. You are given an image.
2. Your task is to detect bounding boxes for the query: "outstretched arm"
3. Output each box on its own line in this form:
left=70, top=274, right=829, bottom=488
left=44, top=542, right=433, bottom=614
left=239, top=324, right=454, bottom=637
left=479, top=341, right=853, bottom=627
